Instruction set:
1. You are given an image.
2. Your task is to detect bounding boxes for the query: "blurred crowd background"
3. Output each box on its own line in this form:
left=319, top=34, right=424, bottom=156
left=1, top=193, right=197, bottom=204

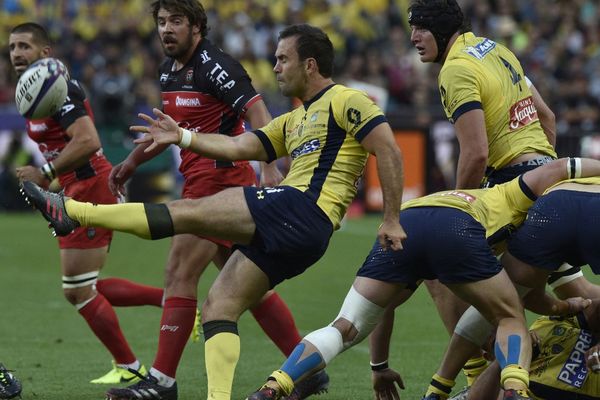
left=1, top=0, right=600, bottom=209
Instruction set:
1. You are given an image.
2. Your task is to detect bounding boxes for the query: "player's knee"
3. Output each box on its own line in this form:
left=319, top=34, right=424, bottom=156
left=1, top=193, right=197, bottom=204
left=62, top=271, right=99, bottom=305
left=331, top=286, right=384, bottom=350
left=455, top=306, right=494, bottom=347
left=63, top=286, right=95, bottom=305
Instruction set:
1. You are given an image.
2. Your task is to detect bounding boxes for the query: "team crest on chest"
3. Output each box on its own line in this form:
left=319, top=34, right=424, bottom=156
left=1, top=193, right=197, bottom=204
left=185, top=69, right=194, bottom=83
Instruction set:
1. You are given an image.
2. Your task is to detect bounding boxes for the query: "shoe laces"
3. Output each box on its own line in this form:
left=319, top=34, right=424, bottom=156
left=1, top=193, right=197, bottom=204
left=126, top=370, right=158, bottom=389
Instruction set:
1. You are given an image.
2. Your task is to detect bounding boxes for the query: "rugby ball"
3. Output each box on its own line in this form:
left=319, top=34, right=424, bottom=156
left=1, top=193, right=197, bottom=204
left=15, top=57, right=69, bottom=119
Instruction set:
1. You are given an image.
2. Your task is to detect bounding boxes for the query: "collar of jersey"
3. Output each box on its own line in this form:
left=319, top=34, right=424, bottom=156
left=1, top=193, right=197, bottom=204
left=446, top=31, right=476, bottom=61
left=303, top=84, right=337, bottom=110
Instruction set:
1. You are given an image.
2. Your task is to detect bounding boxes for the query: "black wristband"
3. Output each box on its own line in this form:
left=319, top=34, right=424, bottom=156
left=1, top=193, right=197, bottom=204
left=370, top=361, right=389, bottom=371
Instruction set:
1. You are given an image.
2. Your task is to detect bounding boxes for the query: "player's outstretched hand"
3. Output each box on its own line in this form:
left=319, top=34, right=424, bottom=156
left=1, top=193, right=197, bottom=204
left=378, top=220, right=406, bottom=251
left=372, top=367, right=404, bottom=400
left=131, top=108, right=181, bottom=152
left=108, top=160, right=136, bottom=197
left=551, top=296, right=592, bottom=316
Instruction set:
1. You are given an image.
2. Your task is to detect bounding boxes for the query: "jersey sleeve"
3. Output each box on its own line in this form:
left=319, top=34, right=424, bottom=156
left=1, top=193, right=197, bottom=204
left=439, top=61, right=483, bottom=123
left=331, top=89, right=387, bottom=143
left=505, top=176, right=537, bottom=221
left=253, top=113, right=288, bottom=162
left=196, top=53, right=261, bottom=116
left=54, top=80, right=90, bottom=131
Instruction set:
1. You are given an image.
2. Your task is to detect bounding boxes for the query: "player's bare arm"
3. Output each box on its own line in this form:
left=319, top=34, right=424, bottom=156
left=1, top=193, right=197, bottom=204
left=530, top=83, right=556, bottom=147
left=133, top=108, right=269, bottom=162
left=16, top=115, right=100, bottom=184
left=108, top=138, right=170, bottom=197
left=244, top=98, right=284, bottom=186
left=522, top=157, right=600, bottom=196
left=360, top=123, right=406, bottom=251
left=453, top=108, right=488, bottom=189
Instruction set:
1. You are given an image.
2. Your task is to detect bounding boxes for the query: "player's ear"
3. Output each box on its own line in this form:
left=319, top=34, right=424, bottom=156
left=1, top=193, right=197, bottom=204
left=41, top=46, right=51, bottom=58
left=192, top=24, right=200, bottom=34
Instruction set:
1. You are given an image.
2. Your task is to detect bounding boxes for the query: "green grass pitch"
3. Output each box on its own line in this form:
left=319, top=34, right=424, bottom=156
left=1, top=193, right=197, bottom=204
left=1, top=212, right=597, bottom=399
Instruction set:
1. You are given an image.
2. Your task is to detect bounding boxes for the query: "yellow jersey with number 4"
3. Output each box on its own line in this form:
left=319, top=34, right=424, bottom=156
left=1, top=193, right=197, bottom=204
left=438, top=32, right=556, bottom=170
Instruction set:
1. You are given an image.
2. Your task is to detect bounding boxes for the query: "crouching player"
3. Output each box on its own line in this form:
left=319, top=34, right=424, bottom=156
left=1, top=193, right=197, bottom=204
left=428, top=167, right=600, bottom=399
left=459, top=274, right=600, bottom=400
left=245, top=158, right=600, bottom=400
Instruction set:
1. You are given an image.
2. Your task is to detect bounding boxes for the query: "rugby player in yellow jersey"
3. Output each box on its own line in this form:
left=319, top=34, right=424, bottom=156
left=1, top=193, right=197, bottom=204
left=243, top=158, right=600, bottom=400
left=457, top=275, right=600, bottom=400
left=403, top=0, right=558, bottom=394
left=430, top=174, right=600, bottom=400
left=20, top=24, right=406, bottom=400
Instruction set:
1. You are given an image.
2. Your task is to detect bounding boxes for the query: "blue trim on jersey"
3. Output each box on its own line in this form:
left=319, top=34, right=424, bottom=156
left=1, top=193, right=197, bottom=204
left=303, top=84, right=337, bottom=110
left=452, top=100, right=482, bottom=122
left=280, top=343, right=324, bottom=381
left=518, top=175, right=537, bottom=201
left=355, top=115, right=387, bottom=143
left=305, top=105, right=346, bottom=202
left=253, top=129, right=277, bottom=162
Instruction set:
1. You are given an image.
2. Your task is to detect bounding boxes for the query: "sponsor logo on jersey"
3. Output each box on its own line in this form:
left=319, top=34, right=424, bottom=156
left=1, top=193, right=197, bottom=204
left=509, top=96, right=538, bottom=131
left=208, top=62, right=236, bottom=91
left=160, top=73, right=169, bottom=83
left=161, top=324, right=179, bottom=332
left=464, top=38, right=497, bottom=60
left=291, top=139, right=320, bottom=159
left=175, top=96, right=201, bottom=107
left=28, top=121, right=48, bottom=132
left=185, top=68, right=193, bottom=83
left=558, top=329, right=592, bottom=388
left=439, top=190, right=477, bottom=203
left=200, top=50, right=212, bottom=64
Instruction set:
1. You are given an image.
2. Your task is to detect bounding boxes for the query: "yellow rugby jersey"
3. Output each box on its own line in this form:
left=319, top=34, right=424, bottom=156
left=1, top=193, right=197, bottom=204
left=254, top=84, right=387, bottom=229
left=529, top=315, right=600, bottom=399
left=438, top=32, right=556, bottom=170
left=401, top=176, right=535, bottom=242
left=543, top=176, right=600, bottom=195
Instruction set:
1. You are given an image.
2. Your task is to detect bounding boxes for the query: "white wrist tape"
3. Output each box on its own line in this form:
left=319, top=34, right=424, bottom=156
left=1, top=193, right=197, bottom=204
left=567, top=157, right=582, bottom=179
left=41, top=162, right=57, bottom=180
left=178, top=128, right=193, bottom=149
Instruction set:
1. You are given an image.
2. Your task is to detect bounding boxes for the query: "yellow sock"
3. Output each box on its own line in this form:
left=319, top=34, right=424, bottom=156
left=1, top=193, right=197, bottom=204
left=501, top=364, right=529, bottom=391
left=205, top=332, right=240, bottom=400
left=269, top=370, right=294, bottom=397
left=463, top=356, right=488, bottom=387
left=425, top=373, right=454, bottom=399
left=66, top=200, right=173, bottom=239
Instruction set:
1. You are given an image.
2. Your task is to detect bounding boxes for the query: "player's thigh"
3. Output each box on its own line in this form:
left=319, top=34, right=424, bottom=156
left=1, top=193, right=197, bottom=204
left=353, top=276, right=408, bottom=308
left=164, top=234, right=220, bottom=286
left=203, top=250, right=270, bottom=321
left=168, top=187, right=255, bottom=242
left=447, top=270, right=523, bottom=325
left=501, top=250, right=550, bottom=289
left=60, top=246, right=109, bottom=276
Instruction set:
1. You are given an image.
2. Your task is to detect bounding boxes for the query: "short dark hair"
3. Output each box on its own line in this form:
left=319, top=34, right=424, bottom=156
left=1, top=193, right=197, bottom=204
left=10, top=22, right=51, bottom=47
left=278, top=24, right=334, bottom=78
left=151, top=0, right=209, bottom=37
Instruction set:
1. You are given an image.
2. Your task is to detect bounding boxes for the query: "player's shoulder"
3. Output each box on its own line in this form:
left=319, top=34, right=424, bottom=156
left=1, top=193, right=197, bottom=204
left=192, top=39, right=244, bottom=71
left=329, top=84, right=371, bottom=103
left=158, top=57, right=174, bottom=75
left=66, top=79, right=86, bottom=98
